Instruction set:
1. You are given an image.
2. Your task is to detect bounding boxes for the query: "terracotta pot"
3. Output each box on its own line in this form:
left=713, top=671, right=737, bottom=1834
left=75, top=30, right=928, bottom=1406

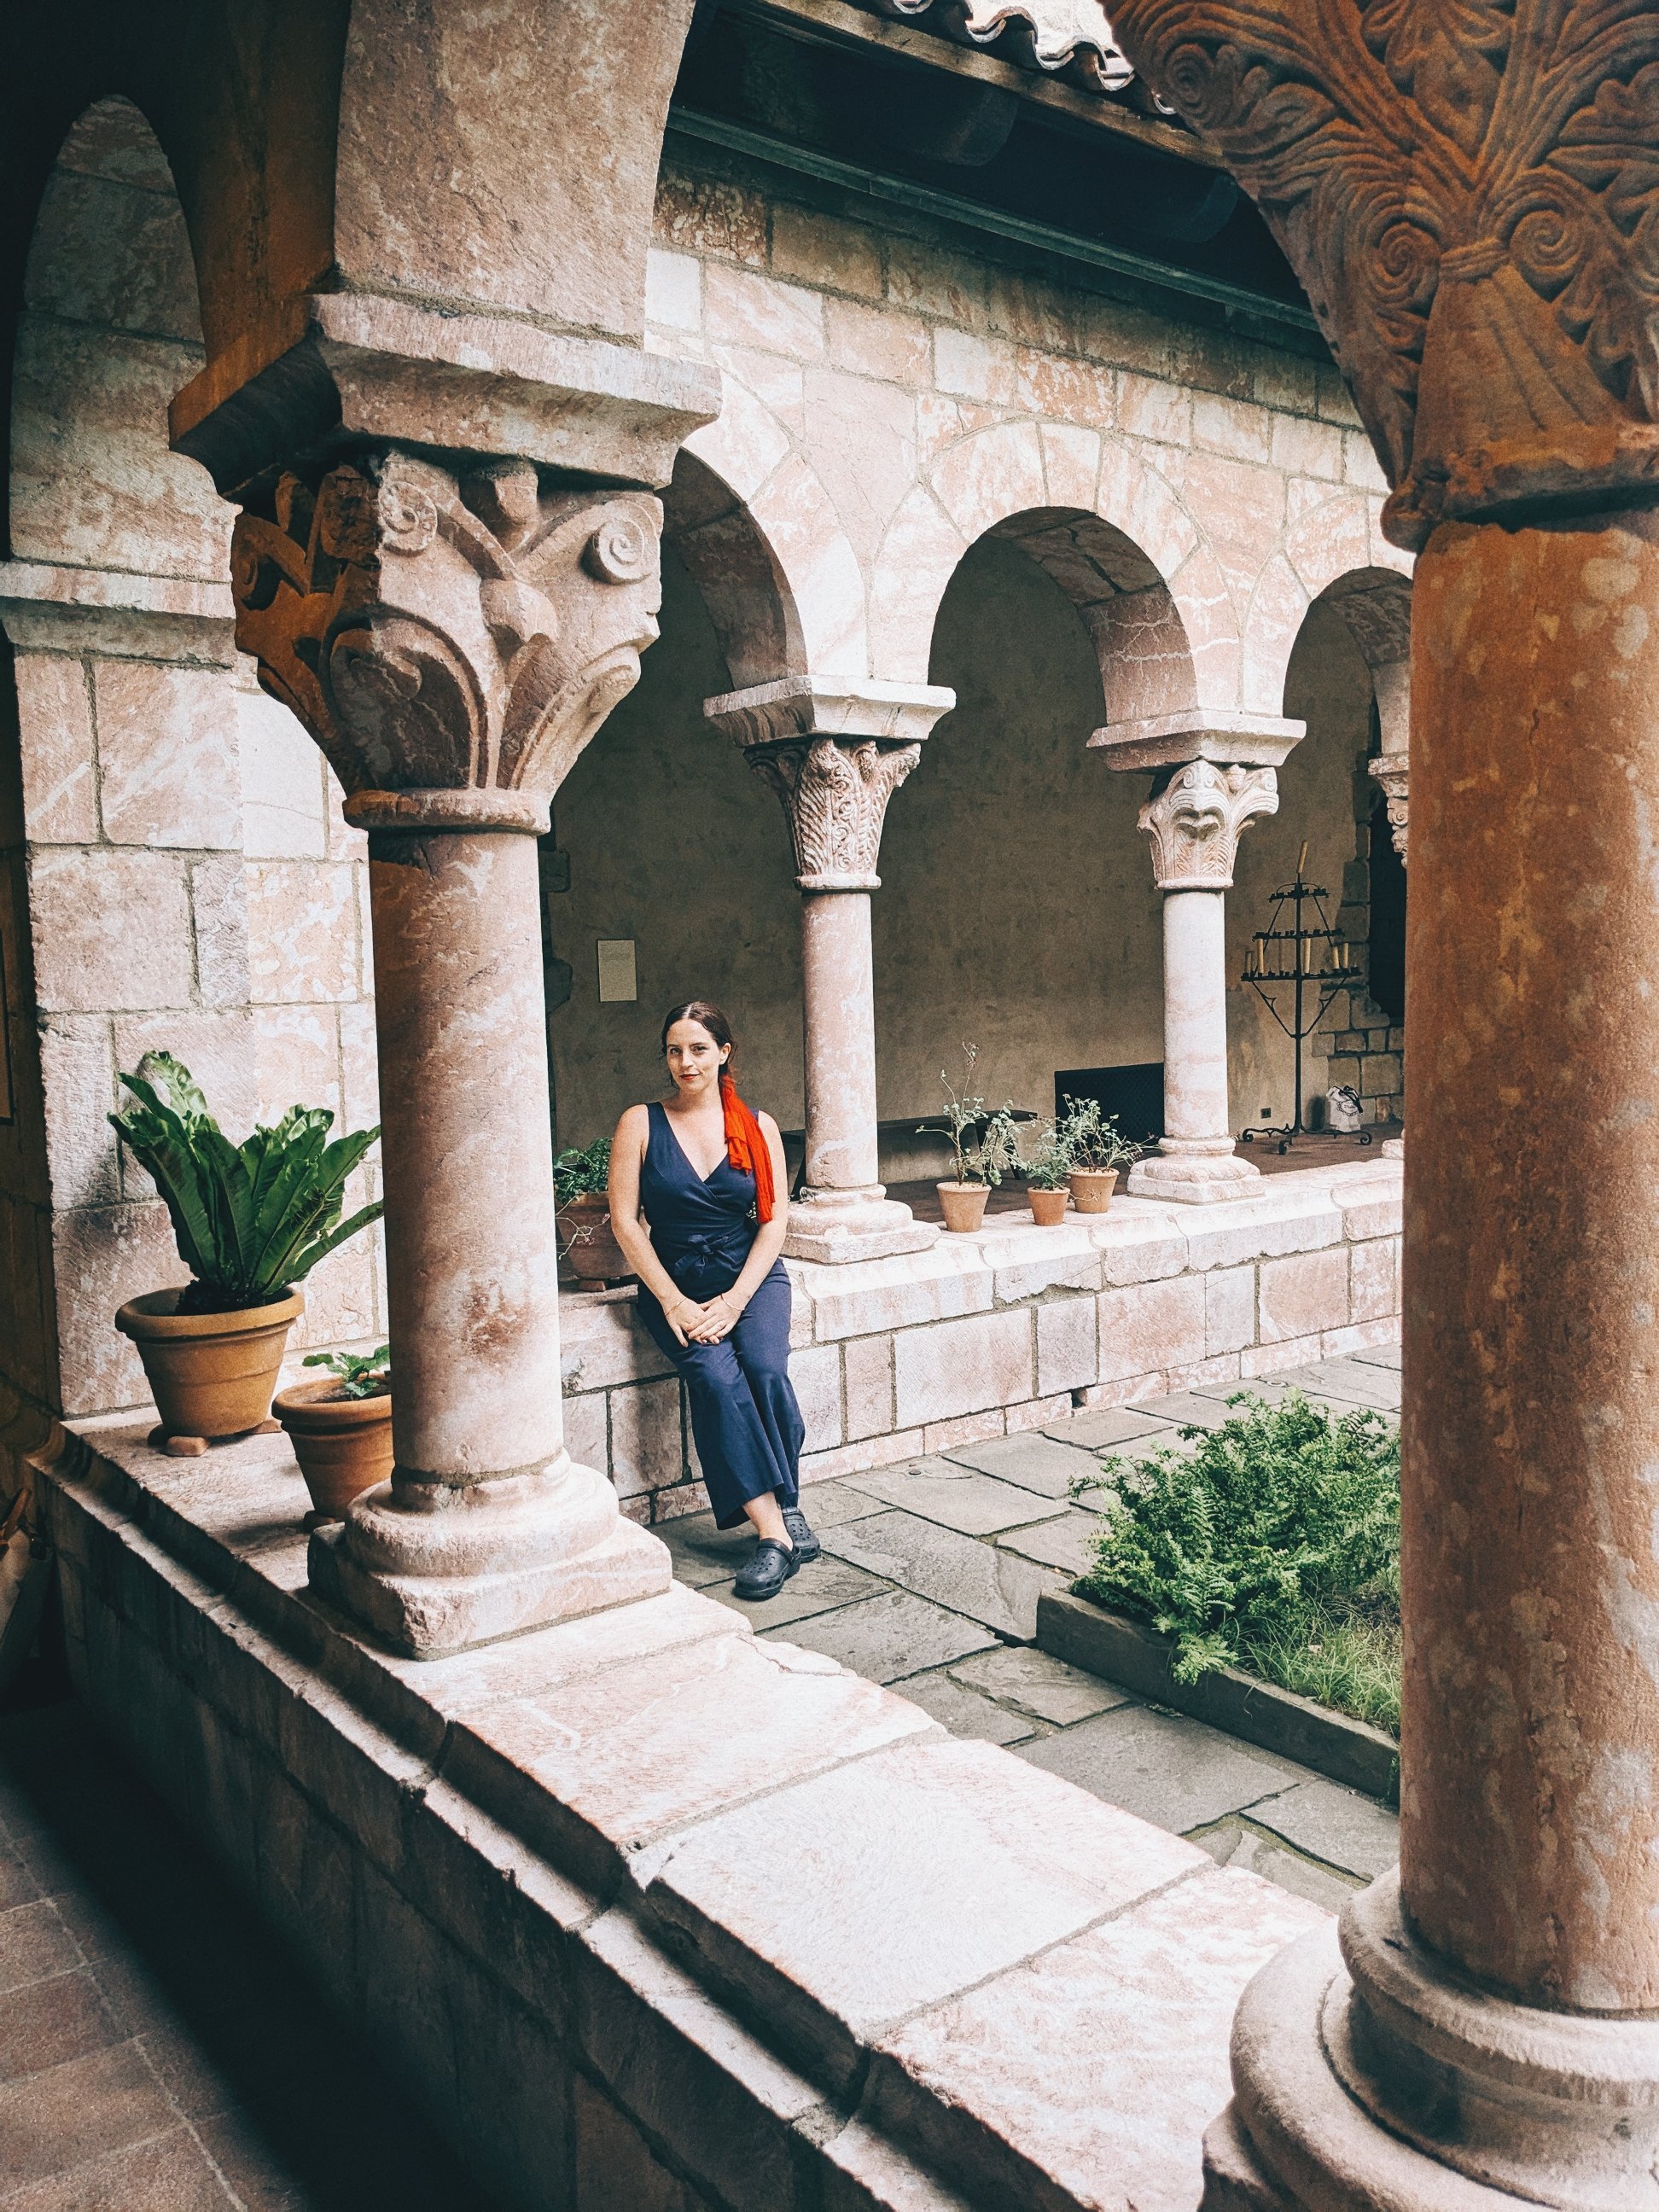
left=1068, top=1167, right=1120, bottom=1214
left=1028, top=1185, right=1070, bottom=1226
left=115, top=1287, right=303, bottom=1442
left=937, top=1181, right=991, bottom=1234
left=558, top=1191, right=632, bottom=1283
left=274, top=1379, right=395, bottom=1529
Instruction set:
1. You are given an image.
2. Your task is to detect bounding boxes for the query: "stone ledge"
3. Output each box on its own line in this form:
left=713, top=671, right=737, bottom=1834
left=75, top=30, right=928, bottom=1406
left=39, top=1419, right=1326, bottom=2212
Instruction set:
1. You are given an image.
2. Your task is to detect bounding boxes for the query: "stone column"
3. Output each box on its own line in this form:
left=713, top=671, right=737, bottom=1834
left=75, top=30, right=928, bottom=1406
left=230, top=455, right=683, bottom=1656
left=1110, top=4, right=1659, bottom=2203
left=1368, top=655, right=1411, bottom=869
left=1091, top=718, right=1301, bottom=1205
left=704, top=678, right=952, bottom=1263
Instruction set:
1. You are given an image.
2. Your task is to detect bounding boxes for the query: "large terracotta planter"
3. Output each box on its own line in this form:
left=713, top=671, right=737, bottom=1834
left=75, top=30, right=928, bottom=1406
left=274, top=1379, right=395, bottom=1531
left=115, top=1287, right=302, bottom=1447
left=1068, top=1167, right=1120, bottom=1214
left=1028, top=1185, right=1070, bottom=1226
left=558, top=1192, right=632, bottom=1284
left=937, top=1181, right=991, bottom=1234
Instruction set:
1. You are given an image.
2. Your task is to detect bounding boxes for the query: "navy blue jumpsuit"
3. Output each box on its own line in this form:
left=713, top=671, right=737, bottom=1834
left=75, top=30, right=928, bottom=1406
left=633, top=1099, right=806, bottom=1529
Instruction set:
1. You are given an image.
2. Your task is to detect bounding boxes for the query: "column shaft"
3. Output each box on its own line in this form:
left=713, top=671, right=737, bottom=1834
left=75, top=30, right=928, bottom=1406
left=800, top=889, right=880, bottom=1199
left=369, top=826, right=561, bottom=1484
left=1403, top=510, right=1659, bottom=2009
left=1159, top=888, right=1232, bottom=1152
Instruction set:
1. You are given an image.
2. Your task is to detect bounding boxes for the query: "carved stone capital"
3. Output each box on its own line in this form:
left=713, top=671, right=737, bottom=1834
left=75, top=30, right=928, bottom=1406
left=1370, top=756, right=1410, bottom=865
left=1110, top=2, right=1659, bottom=548
left=750, top=737, right=922, bottom=892
left=1138, top=760, right=1278, bottom=892
left=230, top=454, right=663, bottom=823
left=705, top=677, right=954, bottom=890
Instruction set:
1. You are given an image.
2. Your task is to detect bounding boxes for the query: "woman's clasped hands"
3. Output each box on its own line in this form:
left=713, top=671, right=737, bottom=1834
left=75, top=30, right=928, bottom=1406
left=667, top=1291, right=742, bottom=1347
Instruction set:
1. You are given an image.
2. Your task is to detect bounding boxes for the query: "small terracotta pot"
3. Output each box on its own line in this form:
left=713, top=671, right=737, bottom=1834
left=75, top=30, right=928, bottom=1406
left=115, top=1287, right=303, bottom=1443
left=274, top=1379, right=395, bottom=1529
left=559, top=1191, right=632, bottom=1284
left=1068, top=1167, right=1120, bottom=1214
left=937, top=1181, right=991, bottom=1234
left=1028, top=1185, right=1070, bottom=1226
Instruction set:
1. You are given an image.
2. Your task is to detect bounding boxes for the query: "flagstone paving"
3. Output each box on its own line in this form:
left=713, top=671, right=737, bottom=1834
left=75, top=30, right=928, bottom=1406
left=662, top=1340, right=1404, bottom=1915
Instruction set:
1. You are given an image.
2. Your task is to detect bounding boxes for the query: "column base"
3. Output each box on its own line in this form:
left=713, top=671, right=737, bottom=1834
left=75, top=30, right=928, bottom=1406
left=1206, top=1872, right=1659, bottom=2212
left=1382, top=1134, right=1406, bottom=1161
left=309, top=1458, right=671, bottom=1658
left=1129, top=1145, right=1263, bottom=1205
left=783, top=1189, right=939, bottom=1264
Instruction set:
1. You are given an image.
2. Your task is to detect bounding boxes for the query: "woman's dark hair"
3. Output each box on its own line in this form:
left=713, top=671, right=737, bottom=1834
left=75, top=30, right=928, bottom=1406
left=661, top=1000, right=735, bottom=1070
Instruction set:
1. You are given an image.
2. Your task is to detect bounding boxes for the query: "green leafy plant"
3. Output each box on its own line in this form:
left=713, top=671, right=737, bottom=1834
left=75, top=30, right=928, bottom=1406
left=928, top=1045, right=1021, bottom=1187
left=1077, top=1390, right=1401, bottom=1734
left=109, top=1052, right=382, bottom=1316
left=1021, top=1117, right=1074, bottom=1191
left=1058, top=1095, right=1143, bottom=1174
left=303, top=1345, right=390, bottom=1400
left=553, top=1135, right=612, bottom=1205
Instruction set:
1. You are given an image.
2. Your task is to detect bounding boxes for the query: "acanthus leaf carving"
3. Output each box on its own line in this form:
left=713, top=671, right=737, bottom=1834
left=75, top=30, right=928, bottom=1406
left=230, top=453, right=663, bottom=806
left=1109, top=0, right=1659, bottom=547
left=1138, top=759, right=1278, bottom=890
left=749, top=737, right=923, bottom=891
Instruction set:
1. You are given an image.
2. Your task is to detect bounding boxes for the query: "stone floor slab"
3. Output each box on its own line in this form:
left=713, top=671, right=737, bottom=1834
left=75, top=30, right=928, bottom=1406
left=0, top=2041, right=181, bottom=2196
left=796, top=1478, right=890, bottom=1530
left=704, top=1554, right=892, bottom=1631
left=0, top=1898, right=82, bottom=1995
left=854, top=1461, right=1068, bottom=1537
left=654, top=1516, right=755, bottom=1590
left=763, top=1590, right=996, bottom=1683
left=3, top=2127, right=238, bottom=2211
left=1126, top=1392, right=1238, bottom=1430
left=823, top=1510, right=1057, bottom=1639
left=1294, top=1357, right=1402, bottom=1410
left=1016, top=1703, right=1304, bottom=1834
left=949, top=1645, right=1132, bottom=1727
left=1044, top=1406, right=1179, bottom=1452
left=1350, top=1342, right=1403, bottom=1370
left=647, top=1735, right=1208, bottom=2088
left=1189, top=1818, right=1361, bottom=1914
left=870, top=1869, right=1324, bottom=2212
left=1247, top=1778, right=1400, bottom=1882
left=940, top=1431, right=1102, bottom=1499
left=894, top=1670, right=1038, bottom=1746
left=0, top=1968, right=123, bottom=2087
left=995, top=1511, right=1100, bottom=1576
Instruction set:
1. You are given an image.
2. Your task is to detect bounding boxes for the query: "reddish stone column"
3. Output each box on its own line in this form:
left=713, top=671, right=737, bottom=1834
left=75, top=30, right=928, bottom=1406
left=1108, top=3, right=1659, bottom=2202
left=705, top=678, right=952, bottom=1263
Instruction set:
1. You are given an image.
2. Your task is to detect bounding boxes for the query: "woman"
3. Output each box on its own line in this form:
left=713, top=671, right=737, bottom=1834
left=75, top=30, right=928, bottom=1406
left=608, top=1002, right=817, bottom=1599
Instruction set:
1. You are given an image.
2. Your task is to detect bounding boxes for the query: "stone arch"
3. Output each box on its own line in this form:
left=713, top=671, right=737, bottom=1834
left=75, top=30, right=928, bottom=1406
left=1314, top=568, right=1413, bottom=754
left=683, top=364, right=866, bottom=678
left=1243, top=489, right=1413, bottom=715
left=661, top=451, right=807, bottom=693
left=870, top=424, right=1237, bottom=721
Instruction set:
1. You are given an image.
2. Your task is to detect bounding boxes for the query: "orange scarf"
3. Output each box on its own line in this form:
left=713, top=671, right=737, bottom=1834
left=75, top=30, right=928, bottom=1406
left=721, top=1074, right=777, bottom=1223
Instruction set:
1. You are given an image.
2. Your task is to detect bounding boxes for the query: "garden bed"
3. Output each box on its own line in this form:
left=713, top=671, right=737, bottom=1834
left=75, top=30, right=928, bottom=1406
left=1045, top=1388, right=1402, bottom=1802
left=1036, top=1588, right=1399, bottom=1802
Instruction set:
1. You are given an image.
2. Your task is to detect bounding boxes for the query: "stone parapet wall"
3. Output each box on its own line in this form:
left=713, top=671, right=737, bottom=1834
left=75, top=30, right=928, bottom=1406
left=38, top=1417, right=1322, bottom=2212
left=561, top=1158, right=1402, bottom=1523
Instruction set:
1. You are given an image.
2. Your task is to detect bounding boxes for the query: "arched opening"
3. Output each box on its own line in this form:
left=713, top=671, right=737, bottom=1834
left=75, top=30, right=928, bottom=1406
left=876, top=506, right=1189, bottom=1190
left=3, top=96, right=381, bottom=1422
left=543, top=450, right=806, bottom=1162
left=1229, top=568, right=1411, bottom=1140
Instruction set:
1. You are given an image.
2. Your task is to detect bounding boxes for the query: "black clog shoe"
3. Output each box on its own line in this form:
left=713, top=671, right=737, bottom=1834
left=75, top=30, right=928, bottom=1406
left=733, top=1539, right=800, bottom=1601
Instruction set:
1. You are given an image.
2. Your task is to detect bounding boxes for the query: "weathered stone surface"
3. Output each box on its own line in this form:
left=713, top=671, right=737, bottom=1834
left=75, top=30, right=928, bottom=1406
left=853, top=1460, right=1066, bottom=1537
left=28, top=849, right=195, bottom=1014
left=1190, top=1817, right=1362, bottom=1915
left=944, top=1429, right=1101, bottom=1499
left=894, top=1670, right=1037, bottom=1746
left=866, top=1870, right=1324, bottom=2212
left=824, top=1511, right=1055, bottom=1639
left=891, top=1308, right=1033, bottom=1427
left=765, top=1592, right=996, bottom=1684
left=1017, top=1703, right=1302, bottom=1833
left=951, top=1644, right=1132, bottom=1727
left=93, top=661, right=241, bottom=849
left=1249, top=1778, right=1399, bottom=1885
left=706, top=1555, right=892, bottom=1632
left=996, top=1511, right=1098, bottom=1576
left=647, top=1735, right=1206, bottom=2090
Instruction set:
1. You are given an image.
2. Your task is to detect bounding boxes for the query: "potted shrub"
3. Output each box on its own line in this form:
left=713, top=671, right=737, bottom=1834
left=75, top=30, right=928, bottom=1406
left=110, top=1054, right=382, bottom=1455
left=276, top=1346, right=393, bottom=1531
left=555, top=1136, right=631, bottom=1284
left=1022, top=1119, right=1074, bottom=1226
left=1059, top=1096, right=1142, bottom=1214
left=928, top=1046, right=1021, bottom=1234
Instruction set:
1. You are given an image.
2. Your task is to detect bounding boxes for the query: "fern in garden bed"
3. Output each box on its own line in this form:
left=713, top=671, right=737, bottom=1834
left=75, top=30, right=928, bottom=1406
left=1075, top=1390, right=1402, bottom=1736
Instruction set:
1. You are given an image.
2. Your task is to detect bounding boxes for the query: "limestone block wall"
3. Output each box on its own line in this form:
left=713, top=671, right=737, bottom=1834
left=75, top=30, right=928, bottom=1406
left=559, top=1161, right=1402, bottom=1523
